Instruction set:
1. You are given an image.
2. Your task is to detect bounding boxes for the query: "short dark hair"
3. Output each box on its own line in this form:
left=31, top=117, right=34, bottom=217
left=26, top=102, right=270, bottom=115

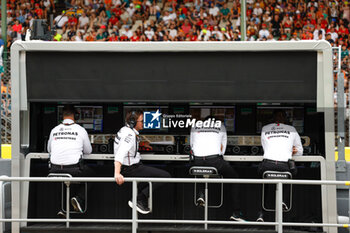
left=62, top=105, right=76, bottom=117
left=273, top=109, right=287, bottom=123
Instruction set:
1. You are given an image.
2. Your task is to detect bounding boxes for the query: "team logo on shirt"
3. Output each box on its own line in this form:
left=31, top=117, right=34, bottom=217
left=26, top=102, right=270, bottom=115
left=144, top=110, right=161, bottom=129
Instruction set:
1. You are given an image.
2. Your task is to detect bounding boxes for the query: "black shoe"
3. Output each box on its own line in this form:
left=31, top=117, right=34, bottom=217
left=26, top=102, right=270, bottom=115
left=71, top=197, right=83, bottom=213
left=230, top=211, right=245, bottom=222
left=57, top=210, right=66, bottom=218
left=196, top=192, right=205, bottom=207
left=128, top=199, right=150, bottom=215
left=256, top=212, right=264, bottom=222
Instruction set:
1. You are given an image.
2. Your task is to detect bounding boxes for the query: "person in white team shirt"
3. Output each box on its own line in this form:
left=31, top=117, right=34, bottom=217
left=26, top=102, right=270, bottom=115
left=114, top=110, right=171, bottom=215
left=190, top=116, right=245, bottom=222
left=48, top=105, right=93, bottom=216
left=257, top=109, right=303, bottom=222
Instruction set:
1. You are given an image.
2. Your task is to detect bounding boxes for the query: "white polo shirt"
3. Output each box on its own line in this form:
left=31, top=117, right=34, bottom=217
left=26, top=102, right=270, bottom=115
left=48, top=119, right=92, bottom=165
left=261, top=123, right=303, bottom=162
left=190, top=124, right=227, bottom=157
left=114, top=126, right=141, bottom=166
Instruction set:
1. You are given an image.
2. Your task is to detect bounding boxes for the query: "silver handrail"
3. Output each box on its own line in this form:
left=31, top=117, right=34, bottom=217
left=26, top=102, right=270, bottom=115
left=0, top=176, right=349, bottom=233
left=0, top=176, right=9, bottom=233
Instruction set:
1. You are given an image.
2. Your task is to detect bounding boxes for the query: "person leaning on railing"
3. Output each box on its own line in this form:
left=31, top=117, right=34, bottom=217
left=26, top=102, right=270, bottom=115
left=257, top=109, right=303, bottom=222
left=114, top=110, right=171, bottom=215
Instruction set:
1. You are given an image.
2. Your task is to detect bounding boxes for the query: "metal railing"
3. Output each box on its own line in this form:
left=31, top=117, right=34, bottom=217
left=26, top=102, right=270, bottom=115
left=0, top=176, right=10, bottom=233
left=0, top=176, right=349, bottom=233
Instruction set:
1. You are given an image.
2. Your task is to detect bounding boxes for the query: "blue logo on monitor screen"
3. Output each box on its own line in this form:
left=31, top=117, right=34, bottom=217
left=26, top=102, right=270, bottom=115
left=144, top=110, right=161, bottom=129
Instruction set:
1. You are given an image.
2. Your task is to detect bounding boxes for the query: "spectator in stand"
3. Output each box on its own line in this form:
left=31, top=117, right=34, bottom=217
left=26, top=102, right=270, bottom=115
left=96, top=25, right=109, bottom=41
left=67, top=14, right=78, bottom=31
left=251, top=13, right=261, bottom=25
left=181, top=19, right=192, bottom=35
left=341, top=45, right=349, bottom=60
left=149, top=1, right=160, bottom=17
left=209, top=2, right=219, bottom=17
left=85, top=29, right=97, bottom=41
left=121, top=25, right=133, bottom=38
left=16, top=12, right=25, bottom=24
left=267, top=33, right=276, bottom=41
left=199, top=26, right=210, bottom=41
left=282, top=14, right=293, bottom=35
left=327, top=24, right=339, bottom=42
left=12, top=20, right=23, bottom=41
left=212, top=25, right=223, bottom=41
left=162, top=10, right=172, bottom=25
left=74, top=30, right=84, bottom=41
left=258, top=23, right=269, bottom=40
left=270, top=14, right=282, bottom=38
left=108, top=32, right=118, bottom=41
left=291, top=32, right=300, bottom=41
left=130, top=31, right=139, bottom=41
left=54, top=11, right=68, bottom=32
left=96, top=10, right=108, bottom=27
left=253, top=2, right=263, bottom=17
left=342, top=2, right=350, bottom=23
left=326, top=33, right=335, bottom=45
left=127, top=3, right=136, bottom=17
left=220, top=3, right=231, bottom=20
left=144, top=26, right=154, bottom=40
left=34, top=3, right=44, bottom=19
left=313, top=24, right=325, bottom=40
left=78, top=11, right=90, bottom=32
left=168, top=23, right=178, bottom=39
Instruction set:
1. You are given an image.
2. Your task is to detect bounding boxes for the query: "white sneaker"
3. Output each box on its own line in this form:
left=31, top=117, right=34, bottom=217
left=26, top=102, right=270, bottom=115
left=71, top=197, right=83, bottom=213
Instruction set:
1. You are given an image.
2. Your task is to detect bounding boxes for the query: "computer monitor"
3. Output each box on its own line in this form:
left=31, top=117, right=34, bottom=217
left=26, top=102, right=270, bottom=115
left=256, top=106, right=304, bottom=134
left=58, top=105, right=103, bottom=133
left=189, top=105, right=235, bottom=133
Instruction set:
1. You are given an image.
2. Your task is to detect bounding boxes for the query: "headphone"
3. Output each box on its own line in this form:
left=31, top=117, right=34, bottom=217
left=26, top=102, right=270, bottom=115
left=127, top=111, right=138, bottom=129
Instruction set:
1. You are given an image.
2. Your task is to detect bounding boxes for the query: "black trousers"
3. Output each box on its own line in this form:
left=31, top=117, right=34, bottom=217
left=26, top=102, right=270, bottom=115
left=192, top=156, right=241, bottom=212
left=258, top=159, right=292, bottom=214
left=121, top=163, right=171, bottom=201
left=49, top=164, right=95, bottom=203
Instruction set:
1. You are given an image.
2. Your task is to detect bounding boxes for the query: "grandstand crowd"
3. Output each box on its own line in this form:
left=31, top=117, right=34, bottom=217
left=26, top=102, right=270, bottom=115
left=1, top=0, right=350, bottom=82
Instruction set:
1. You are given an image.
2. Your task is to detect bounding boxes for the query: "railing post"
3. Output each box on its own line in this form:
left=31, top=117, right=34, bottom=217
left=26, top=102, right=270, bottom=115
left=132, top=180, right=137, bottom=233
left=148, top=182, right=152, bottom=213
left=204, top=181, right=208, bottom=230
left=276, top=182, right=283, bottom=233
left=0, top=178, right=4, bottom=233
left=66, top=181, right=70, bottom=228
left=348, top=186, right=350, bottom=232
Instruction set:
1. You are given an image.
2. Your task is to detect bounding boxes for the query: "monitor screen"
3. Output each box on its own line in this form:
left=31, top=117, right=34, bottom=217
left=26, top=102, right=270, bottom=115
left=58, top=105, right=103, bottom=133
left=256, top=106, right=304, bottom=134
left=189, top=105, right=235, bottom=133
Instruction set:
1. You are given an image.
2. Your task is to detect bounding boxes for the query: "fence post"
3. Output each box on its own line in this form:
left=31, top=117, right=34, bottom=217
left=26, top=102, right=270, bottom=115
left=0, top=178, right=5, bottom=233
left=204, top=181, right=208, bottom=230
left=277, top=182, right=283, bottom=233
left=66, top=181, right=70, bottom=228
left=348, top=186, right=350, bottom=233
left=132, top=180, right=137, bottom=233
